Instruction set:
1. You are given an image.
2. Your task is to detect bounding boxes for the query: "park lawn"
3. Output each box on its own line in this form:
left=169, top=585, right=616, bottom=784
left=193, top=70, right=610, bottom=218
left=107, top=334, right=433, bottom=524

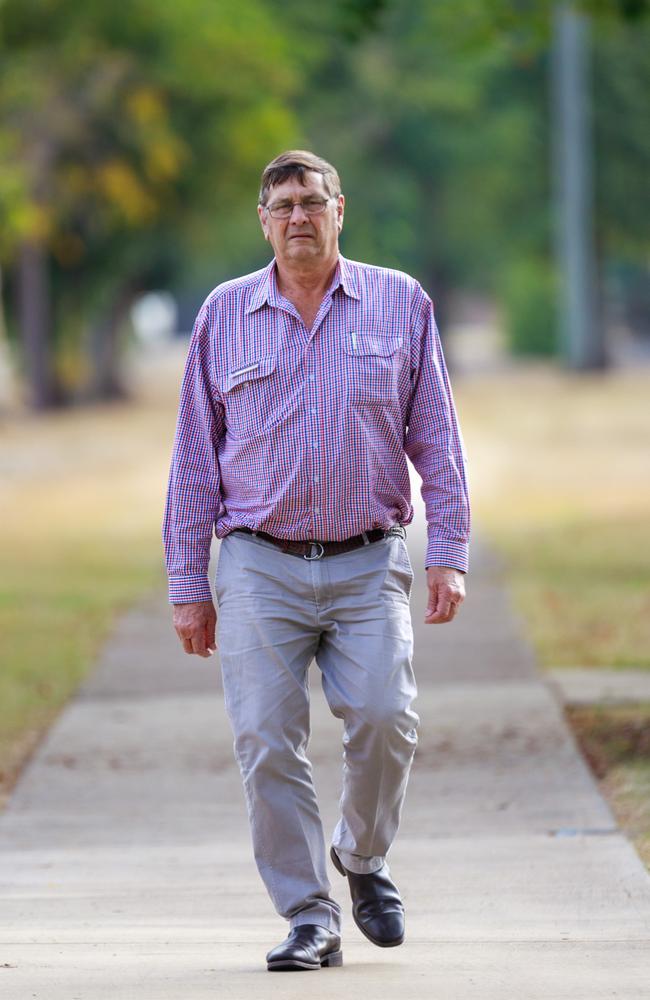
left=455, top=366, right=650, bottom=669
left=0, top=362, right=181, bottom=807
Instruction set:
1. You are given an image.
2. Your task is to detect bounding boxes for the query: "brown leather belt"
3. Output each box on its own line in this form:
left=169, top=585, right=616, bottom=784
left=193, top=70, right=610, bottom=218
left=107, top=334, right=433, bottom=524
left=233, top=525, right=404, bottom=560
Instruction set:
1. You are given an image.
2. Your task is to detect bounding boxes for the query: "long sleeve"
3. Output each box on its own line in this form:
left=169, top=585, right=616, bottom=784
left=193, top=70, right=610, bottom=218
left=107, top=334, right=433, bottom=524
left=162, top=304, right=226, bottom=602
left=404, top=287, right=471, bottom=572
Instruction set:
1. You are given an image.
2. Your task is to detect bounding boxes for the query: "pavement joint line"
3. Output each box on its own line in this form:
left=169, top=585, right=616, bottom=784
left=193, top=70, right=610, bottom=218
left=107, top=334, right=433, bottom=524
left=0, top=938, right=647, bottom=945
left=547, top=828, right=620, bottom=837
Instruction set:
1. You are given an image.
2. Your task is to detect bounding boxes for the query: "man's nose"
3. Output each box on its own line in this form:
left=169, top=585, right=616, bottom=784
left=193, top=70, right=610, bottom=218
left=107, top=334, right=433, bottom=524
left=288, top=202, right=309, bottom=222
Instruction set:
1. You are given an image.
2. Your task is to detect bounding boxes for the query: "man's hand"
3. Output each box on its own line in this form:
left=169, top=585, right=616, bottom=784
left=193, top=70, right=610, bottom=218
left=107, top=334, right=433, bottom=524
left=173, top=599, right=217, bottom=657
left=424, top=566, right=466, bottom=624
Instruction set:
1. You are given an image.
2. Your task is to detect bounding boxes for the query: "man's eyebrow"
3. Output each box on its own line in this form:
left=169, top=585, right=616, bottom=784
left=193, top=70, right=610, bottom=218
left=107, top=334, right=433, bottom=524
left=269, top=193, right=325, bottom=203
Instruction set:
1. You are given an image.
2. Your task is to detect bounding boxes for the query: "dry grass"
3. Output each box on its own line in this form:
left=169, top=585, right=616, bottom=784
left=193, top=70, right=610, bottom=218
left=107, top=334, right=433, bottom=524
left=455, top=365, right=650, bottom=668
left=566, top=704, right=650, bottom=869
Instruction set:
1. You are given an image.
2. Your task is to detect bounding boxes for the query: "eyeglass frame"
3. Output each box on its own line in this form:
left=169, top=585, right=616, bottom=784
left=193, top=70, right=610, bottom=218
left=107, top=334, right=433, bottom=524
left=260, top=195, right=335, bottom=220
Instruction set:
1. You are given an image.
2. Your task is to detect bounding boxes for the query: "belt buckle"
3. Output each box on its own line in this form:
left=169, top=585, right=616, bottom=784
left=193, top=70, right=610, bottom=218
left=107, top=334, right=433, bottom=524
left=304, top=541, right=325, bottom=561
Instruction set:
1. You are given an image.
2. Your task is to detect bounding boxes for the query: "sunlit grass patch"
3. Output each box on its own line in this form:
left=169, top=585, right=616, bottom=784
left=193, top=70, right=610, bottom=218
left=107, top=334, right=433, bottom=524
left=456, top=367, right=650, bottom=668
left=486, top=513, right=650, bottom=667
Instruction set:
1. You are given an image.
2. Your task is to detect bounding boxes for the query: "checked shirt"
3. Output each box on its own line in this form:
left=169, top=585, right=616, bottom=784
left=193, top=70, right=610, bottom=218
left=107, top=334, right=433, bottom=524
left=163, top=254, right=470, bottom=603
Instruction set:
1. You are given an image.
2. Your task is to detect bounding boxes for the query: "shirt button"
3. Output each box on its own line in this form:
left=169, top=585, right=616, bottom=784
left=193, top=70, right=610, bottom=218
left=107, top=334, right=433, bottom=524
left=314, top=476, right=320, bottom=483
left=311, top=407, right=317, bottom=415
left=313, top=507, right=320, bottom=514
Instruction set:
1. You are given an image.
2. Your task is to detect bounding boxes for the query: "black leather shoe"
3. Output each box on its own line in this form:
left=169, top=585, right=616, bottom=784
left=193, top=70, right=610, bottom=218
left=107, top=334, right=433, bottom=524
left=330, top=845, right=405, bottom=947
left=265, top=924, right=343, bottom=971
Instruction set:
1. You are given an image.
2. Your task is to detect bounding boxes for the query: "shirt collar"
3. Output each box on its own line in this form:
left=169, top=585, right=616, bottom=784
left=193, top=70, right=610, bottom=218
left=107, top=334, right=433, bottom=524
left=334, top=255, right=361, bottom=301
left=244, top=259, right=277, bottom=314
left=245, top=253, right=361, bottom=315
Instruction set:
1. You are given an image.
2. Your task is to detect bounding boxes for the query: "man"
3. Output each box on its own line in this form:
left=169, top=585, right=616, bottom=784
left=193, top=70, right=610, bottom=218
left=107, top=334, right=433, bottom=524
left=163, top=150, right=470, bottom=972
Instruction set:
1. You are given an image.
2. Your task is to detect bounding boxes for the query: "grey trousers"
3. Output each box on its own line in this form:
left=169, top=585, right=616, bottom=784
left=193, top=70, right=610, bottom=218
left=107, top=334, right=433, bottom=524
left=214, top=528, right=419, bottom=935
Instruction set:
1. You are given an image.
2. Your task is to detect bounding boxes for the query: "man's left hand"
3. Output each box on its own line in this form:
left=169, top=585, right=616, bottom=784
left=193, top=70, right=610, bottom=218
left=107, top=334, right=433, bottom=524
left=424, top=566, right=466, bottom=624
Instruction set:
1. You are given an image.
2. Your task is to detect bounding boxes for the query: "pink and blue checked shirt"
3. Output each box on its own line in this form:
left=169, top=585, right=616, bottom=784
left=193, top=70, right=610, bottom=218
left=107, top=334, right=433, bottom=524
left=163, top=254, right=470, bottom=603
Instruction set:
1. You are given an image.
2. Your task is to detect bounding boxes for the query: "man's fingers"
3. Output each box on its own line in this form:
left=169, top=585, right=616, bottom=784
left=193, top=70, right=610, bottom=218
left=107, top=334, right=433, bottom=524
left=204, top=620, right=218, bottom=653
left=436, top=598, right=452, bottom=621
left=425, top=586, right=464, bottom=624
left=425, top=600, right=451, bottom=623
left=173, top=600, right=217, bottom=657
left=192, top=629, right=217, bottom=657
left=175, top=625, right=212, bottom=657
left=424, top=583, right=439, bottom=619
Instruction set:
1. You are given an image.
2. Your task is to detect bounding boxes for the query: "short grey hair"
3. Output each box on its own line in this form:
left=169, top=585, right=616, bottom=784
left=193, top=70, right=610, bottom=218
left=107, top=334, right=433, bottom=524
left=259, top=150, right=341, bottom=206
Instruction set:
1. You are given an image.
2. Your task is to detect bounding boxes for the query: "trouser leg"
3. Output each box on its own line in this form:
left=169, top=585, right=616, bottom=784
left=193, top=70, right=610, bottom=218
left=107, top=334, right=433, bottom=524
left=214, top=532, right=342, bottom=934
left=315, top=534, right=419, bottom=874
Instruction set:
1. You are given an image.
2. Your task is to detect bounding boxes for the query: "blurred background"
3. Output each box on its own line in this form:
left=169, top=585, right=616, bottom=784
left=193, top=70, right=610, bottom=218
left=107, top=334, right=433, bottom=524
left=1, top=1, right=649, bottom=857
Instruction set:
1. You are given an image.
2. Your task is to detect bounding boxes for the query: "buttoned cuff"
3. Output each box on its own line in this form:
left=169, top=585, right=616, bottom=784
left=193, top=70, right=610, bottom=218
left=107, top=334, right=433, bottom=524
left=168, top=575, right=214, bottom=604
left=425, top=540, right=469, bottom=574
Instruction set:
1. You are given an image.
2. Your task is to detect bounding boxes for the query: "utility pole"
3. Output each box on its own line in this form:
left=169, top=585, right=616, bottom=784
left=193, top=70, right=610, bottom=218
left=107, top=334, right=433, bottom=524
left=552, top=4, right=606, bottom=369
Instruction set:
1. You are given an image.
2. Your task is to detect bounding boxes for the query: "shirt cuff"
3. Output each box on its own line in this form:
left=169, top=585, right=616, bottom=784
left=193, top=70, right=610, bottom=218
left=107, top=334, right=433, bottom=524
left=168, top=575, right=213, bottom=604
left=425, top=540, right=469, bottom=574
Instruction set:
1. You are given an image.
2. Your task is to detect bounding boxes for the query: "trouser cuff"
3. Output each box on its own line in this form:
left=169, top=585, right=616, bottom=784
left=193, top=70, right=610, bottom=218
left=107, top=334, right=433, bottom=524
left=290, top=910, right=341, bottom=935
left=334, top=847, right=385, bottom=874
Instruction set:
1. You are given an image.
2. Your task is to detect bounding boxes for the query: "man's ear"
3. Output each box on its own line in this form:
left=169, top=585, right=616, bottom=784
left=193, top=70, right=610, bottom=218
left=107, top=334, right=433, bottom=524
left=257, top=205, right=270, bottom=241
left=337, top=194, right=345, bottom=233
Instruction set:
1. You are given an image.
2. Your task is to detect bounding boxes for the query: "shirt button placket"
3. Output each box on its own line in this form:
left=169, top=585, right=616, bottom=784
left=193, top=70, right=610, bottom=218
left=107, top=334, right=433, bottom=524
left=307, top=364, right=320, bottom=532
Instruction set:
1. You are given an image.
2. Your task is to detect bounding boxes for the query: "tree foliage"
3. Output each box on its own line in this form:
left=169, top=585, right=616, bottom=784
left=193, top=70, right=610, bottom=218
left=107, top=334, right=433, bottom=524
left=298, top=0, right=649, bottom=348
left=0, top=0, right=301, bottom=403
left=1, top=0, right=648, bottom=403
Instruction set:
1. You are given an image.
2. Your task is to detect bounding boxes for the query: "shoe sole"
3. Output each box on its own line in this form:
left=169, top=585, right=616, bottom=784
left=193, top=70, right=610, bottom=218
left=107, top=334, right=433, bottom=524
left=267, top=950, right=343, bottom=971
left=330, top=846, right=405, bottom=948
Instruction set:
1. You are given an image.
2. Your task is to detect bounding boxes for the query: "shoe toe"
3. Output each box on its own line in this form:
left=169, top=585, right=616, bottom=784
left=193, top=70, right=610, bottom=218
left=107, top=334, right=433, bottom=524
left=362, top=910, right=404, bottom=946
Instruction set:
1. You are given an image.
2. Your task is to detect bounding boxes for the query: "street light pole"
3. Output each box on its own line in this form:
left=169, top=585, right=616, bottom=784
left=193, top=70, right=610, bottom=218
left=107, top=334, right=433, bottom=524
left=552, top=3, right=606, bottom=369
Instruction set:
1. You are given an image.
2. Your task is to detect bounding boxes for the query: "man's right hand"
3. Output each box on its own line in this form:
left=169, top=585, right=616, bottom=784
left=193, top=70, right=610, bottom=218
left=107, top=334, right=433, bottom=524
left=173, top=600, right=217, bottom=658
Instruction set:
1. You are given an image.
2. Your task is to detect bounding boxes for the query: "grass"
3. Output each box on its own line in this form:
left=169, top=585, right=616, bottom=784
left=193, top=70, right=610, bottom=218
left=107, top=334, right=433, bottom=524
left=455, top=366, right=650, bottom=668
left=567, top=704, right=650, bottom=868
left=0, top=348, right=183, bottom=806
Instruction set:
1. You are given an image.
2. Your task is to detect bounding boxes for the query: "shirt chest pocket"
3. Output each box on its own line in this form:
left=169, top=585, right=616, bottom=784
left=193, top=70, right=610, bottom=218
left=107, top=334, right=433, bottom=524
left=344, top=332, right=405, bottom=403
left=223, top=356, right=279, bottom=441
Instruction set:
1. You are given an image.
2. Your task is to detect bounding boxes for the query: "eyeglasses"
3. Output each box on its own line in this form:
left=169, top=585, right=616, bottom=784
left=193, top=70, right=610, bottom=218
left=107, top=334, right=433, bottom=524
left=262, top=196, right=332, bottom=219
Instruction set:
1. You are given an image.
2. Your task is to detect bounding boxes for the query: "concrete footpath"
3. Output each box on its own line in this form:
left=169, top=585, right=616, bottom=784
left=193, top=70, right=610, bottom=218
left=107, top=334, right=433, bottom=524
left=1, top=520, right=650, bottom=998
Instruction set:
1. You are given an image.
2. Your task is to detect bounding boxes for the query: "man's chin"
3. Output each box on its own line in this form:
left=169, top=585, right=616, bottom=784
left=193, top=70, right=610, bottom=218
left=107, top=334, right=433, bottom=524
left=286, top=240, right=319, bottom=255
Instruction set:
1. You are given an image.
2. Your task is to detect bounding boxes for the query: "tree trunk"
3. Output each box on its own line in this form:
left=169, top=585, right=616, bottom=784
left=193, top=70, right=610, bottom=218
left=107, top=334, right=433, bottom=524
left=18, top=240, right=61, bottom=409
left=0, top=266, right=19, bottom=411
left=87, top=286, right=136, bottom=400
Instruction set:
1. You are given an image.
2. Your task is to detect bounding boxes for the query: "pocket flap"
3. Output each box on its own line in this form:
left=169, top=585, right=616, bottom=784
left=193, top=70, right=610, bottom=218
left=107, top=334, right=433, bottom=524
left=345, top=332, right=403, bottom=356
left=225, top=356, right=276, bottom=391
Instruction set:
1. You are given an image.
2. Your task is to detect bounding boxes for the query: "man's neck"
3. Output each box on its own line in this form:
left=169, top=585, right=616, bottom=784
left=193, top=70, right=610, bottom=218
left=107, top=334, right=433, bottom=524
left=275, top=254, right=339, bottom=302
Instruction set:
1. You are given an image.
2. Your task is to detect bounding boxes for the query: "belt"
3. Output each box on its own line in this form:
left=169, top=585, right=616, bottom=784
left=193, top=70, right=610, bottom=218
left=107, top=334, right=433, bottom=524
left=233, top=525, right=405, bottom=560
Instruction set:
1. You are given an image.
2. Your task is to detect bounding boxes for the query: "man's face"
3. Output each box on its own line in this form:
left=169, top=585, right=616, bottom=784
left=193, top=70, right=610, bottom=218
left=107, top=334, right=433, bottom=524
left=257, top=170, right=344, bottom=267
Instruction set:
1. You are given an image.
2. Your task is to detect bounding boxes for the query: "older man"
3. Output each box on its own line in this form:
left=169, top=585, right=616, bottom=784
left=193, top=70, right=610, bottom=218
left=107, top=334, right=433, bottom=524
left=163, top=150, right=470, bottom=972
